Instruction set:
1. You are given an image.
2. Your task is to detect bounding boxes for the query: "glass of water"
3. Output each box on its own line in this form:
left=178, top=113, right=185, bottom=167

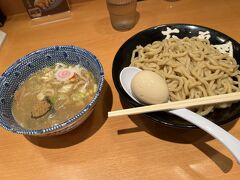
left=106, top=0, right=138, bottom=31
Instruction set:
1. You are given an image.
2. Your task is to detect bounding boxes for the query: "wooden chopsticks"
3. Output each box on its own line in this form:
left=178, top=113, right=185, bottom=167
left=108, top=92, right=240, bottom=117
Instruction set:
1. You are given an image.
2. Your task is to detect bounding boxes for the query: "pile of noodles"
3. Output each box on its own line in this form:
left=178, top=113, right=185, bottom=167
left=130, top=37, right=240, bottom=115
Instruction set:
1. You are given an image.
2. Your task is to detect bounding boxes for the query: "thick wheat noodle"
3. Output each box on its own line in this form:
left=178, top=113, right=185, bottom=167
left=130, top=37, right=240, bottom=115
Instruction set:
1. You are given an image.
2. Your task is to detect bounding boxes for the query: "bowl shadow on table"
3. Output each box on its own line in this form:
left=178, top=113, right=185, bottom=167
left=117, top=99, right=238, bottom=173
left=24, top=80, right=113, bottom=149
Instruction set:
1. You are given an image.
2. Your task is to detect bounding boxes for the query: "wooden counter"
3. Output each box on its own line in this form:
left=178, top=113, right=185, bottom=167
left=1, top=0, right=240, bottom=179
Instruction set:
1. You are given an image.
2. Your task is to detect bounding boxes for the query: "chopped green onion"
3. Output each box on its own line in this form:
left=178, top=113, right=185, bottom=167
left=48, top=96, right=57, bottom=104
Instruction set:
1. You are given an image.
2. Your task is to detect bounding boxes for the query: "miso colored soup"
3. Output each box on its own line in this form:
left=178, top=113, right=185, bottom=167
left=12, top=63, right=97, bottom=130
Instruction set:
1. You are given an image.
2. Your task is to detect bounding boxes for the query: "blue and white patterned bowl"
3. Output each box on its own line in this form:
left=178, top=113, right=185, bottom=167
left=0, top=45, right=104, bottom=136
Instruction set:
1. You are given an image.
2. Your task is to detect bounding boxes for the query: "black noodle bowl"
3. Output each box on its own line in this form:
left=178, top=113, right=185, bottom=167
left=112, top=24, right=240, bottom=128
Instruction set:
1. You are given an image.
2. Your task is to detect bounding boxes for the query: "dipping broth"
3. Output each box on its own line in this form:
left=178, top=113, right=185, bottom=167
left=12, top=63, right=97, bottom=130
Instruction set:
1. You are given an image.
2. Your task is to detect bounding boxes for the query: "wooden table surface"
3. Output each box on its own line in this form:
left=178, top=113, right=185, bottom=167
left=1, top=0, right=240, bottom=179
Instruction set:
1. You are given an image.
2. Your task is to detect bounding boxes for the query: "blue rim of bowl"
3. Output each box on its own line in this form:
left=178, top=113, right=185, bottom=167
left=0, top=45, right=104, bottom=135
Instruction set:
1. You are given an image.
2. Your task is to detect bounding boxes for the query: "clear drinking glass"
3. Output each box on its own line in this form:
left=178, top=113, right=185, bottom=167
left=106, top=0, right=138, bottom=31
